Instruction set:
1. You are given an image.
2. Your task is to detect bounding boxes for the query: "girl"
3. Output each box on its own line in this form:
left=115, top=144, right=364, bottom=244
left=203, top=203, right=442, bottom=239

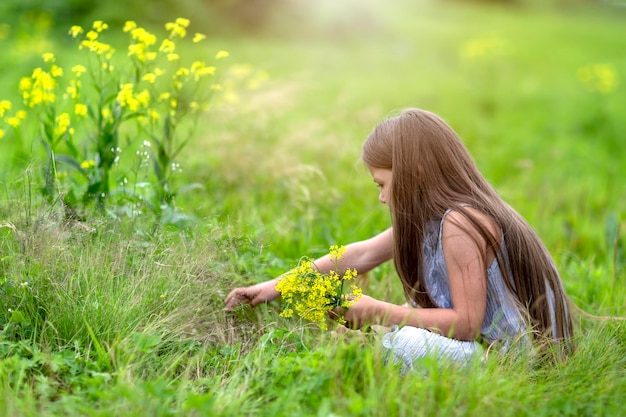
left=224, top=108, right=573, bottom=369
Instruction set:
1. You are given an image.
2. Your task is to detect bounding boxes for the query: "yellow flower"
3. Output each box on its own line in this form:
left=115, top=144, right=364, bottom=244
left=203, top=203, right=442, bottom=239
left=72, top=65, right=87, bottom=77
left=42, top=53, right=55, bottom=63
left=198, top=67, right=216, bottom=80
left=23, top=68, right=57, bottom=107
left=117, top=84, right=150, bottom=112
left=351, top=285, right=363, bottom=299
left=0, top=129, right=4, bottom=139
left=0, top=100, right=11, bottom=117
left=215, top=50, right=229, bottom=59
left=81, top=39, right=112, bottom=55
left=130, top=27, right=156, bottom=46
left=16, top=110, right=27, bottom=120
left=275, top=245, right=362, bottom=330
left=69, top=26, right=84, bottom=38
left=148, top=109, right=160, bottom=120
left=123, top=21, right=137, bottom=33
left=80, top=159, right=96, bottom=169
left=175, top=67, right=189, bottom=77
left=192, top=33, right=206, bottom=43
left=50, top=65, right=63, bottom=78
left=19, top=77, right=32, bottom=92
left=127, top=43, right=144, bottom=58
left=117, top=83, right=136, bottom=110
left=329, top=245, right=347, bottom=261
left=190, top=61, right=204, bottom=72
left=75, top=103, right=88, bottom=117
left=54, top=113, right=71, bottom=136
left=142, top=73, right=158, bottom=83
left=136, top=90, right=151, bottom=107
left=167, top=53, right=180, bottom=62
left=66, top=80, right=79, bottom=100
left=190, top=62, right=216, bottom=81
left=92, top=20, right=109, bottom=33
left=165, top=18, right=189, bottom=38
left=159, top=39, right=176, bottom=53
left=175, top=18, right=190, bottom=27
left=7, top=117, right=21, bottom=128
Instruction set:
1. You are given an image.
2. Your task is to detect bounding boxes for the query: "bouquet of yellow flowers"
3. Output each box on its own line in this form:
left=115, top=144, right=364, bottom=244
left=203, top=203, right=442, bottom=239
left=275, top=245, right=363, bottom=330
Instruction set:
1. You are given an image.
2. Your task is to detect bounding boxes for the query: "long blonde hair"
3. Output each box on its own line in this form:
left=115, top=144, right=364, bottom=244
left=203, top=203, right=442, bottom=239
left=362, top=108, right=573, bottom=353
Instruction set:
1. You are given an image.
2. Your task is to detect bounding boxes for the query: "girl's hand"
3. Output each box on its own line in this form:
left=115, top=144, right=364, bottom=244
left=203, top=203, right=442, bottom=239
left=223, top=280, right=280, bottom=310
left=332, top=295, right=382, bottom=329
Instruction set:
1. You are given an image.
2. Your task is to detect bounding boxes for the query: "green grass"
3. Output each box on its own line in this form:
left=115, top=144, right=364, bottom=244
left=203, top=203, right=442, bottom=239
left=1, top=1, right=625, bottom=416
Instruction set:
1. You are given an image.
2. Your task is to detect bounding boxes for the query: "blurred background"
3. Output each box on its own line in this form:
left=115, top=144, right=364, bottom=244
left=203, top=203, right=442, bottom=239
left=0, top=0, right=624, bottom=291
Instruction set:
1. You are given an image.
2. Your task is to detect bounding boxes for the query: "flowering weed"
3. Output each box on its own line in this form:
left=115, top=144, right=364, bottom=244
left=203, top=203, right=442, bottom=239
left=275, top=245, right=362, bottom=330
left=0, top=18, right=237, bottom=224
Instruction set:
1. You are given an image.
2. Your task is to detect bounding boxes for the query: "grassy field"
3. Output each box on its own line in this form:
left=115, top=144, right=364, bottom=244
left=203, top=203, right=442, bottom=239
left=1, top=1, right=625, bottom=416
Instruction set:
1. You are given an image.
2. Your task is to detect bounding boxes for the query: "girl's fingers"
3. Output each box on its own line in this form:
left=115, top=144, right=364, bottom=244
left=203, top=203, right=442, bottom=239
left=328, top=309, right=340, bottom=321
left=224, top=289, right=246, bottom=310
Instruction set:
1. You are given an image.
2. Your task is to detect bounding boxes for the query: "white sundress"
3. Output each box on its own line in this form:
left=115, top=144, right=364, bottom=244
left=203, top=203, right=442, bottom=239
left=382, top=209, right=531, bottom=372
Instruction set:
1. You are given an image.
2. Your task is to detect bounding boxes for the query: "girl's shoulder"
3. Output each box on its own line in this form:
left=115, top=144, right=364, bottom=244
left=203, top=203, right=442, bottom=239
left=440, top=206, right=500, bottom=249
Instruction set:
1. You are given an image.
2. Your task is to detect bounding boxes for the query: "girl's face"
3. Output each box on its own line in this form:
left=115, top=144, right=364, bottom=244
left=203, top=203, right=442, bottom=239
left=368, top=166, right=392, bottom=205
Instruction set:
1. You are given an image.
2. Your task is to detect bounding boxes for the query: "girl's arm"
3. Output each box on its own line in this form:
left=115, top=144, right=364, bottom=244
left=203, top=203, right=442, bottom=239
left=223, top=227, right=394, bottom=310
left=342, top=210, right=491, bottom=341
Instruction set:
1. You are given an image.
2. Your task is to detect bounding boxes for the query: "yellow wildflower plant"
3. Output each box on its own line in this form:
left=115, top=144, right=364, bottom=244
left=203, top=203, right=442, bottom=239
left=577, top=64, right=619, bottom=95
left=0, top=17, right=254, bottom=221
left=275, top=245, right=362, bottom=330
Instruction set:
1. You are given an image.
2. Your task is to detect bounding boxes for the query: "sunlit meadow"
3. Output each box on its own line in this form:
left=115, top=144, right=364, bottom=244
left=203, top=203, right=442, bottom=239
left=0, top=1, right=625, bottom=416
